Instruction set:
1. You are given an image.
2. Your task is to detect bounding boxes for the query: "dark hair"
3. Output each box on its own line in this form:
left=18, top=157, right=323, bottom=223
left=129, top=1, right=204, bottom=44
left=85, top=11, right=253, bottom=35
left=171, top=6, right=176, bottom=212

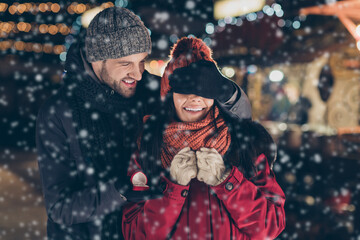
left=138, top=93, right=276, bottom=188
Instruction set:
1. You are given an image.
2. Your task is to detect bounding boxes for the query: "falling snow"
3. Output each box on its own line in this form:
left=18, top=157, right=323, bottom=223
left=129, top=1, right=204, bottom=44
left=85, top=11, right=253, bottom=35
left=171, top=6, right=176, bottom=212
left=0, top=0, right=359, bottom=239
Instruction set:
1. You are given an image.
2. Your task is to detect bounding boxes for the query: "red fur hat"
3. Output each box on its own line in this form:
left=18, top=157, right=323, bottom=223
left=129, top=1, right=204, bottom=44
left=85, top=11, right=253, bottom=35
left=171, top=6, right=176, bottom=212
left=161, top=37, right=216, bottom=97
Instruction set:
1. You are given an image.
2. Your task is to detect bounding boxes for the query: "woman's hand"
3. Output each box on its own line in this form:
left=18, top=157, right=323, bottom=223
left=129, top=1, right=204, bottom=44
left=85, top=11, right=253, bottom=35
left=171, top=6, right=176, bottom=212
left=196, top=147, right=230, bottom=186
left=170, top=147, right=197, bottom=186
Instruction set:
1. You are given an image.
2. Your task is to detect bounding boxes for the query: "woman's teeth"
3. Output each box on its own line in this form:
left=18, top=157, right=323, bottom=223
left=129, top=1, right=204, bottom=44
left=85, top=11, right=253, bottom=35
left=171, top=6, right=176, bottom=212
left=184, top=107, right=203, bottom=112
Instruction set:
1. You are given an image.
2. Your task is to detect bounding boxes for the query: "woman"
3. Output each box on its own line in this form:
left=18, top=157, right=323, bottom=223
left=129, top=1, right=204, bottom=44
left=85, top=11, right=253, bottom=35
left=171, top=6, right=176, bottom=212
left=122, top=37, right=285, bottom=240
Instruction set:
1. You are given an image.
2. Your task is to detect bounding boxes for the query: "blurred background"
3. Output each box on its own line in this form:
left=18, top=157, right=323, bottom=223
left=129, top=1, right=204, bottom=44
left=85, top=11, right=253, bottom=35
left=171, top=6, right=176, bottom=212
left=0, top=0, right=359, bottom=239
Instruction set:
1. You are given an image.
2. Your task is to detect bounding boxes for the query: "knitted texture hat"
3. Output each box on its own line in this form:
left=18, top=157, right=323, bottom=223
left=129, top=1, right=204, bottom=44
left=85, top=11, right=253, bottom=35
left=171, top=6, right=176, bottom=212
left=161, top=37, right=215, bottom=97
left=85, top=7, right=151, bottom=62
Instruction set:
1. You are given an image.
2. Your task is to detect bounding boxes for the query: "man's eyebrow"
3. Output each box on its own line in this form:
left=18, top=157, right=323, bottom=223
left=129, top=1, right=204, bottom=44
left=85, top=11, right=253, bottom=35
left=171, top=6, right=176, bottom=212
left=116, top=60, right=131, bottom=64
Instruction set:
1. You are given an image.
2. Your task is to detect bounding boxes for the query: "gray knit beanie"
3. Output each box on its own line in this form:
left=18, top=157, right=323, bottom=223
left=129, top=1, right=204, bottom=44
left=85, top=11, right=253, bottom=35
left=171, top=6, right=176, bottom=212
left=85, top=7, right=151, bottom=62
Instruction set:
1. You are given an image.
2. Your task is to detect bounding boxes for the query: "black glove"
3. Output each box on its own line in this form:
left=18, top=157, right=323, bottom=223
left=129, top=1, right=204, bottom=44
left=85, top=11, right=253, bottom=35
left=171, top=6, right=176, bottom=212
left=115, top=180, right=163, bottom=203
left=124, top=188, right=163, bottom=203
left=169, top=60, right=235, bottom=102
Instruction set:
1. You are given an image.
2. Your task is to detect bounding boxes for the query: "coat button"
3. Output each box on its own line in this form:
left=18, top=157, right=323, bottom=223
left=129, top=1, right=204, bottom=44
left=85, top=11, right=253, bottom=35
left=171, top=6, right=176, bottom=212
left=225, top=182, right=234, bottom=191
left=110, top=90, right=115, bottom=95
left=181, top=189, right=188, bottom=197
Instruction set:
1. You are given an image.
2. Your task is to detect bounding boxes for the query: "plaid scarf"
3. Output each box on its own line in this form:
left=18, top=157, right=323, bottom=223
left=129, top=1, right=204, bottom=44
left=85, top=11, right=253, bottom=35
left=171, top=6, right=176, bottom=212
left=161, top=106, right=231, bottom=168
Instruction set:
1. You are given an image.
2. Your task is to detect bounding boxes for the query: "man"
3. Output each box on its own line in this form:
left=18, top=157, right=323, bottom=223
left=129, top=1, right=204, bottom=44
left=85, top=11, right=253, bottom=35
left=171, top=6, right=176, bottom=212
left=36, top=6, right=251, bottom=240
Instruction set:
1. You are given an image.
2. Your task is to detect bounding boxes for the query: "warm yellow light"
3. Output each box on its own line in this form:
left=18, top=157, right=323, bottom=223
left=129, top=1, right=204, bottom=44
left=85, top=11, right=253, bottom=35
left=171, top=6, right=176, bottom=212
left=25, top=23, right=31, bottom=32
left=14, top=41, right=25, bottom=51
left=2, top=22, right=8, bottom=32
left=53, top=45, right=65, bottom=54
left=150, top=60, right=159, bottom=69
left=305, top=196, right=315, bottom=206
left=0, top=40, right=12, bottom=50
left=48, top=25, right=58, bottom=35
left=33, top=43, right=43, bottom=53
left=18, top=4, right=26, bottom=13
left=214, top=0, right=265, bottom=19
left=43, top=44, right=53, bottom=54
left=102, top=2, right=114, bottom=9
left=75, top=3, right=86, bottom=14
left=51, top=3, right=60, bottom=13
left=67, top=5, right=75, bottom=14
left=0, top=3, right=8, bottom=12
left=25, top=3, right=32, bottom=11
left=39, top=3, right=47, bottom=12
left=347, top=204, right=356, bottom=212
left=58, top=24, right=70, bottom=35
left=2, top=22, right=14, bottom=33
left=304, top=175, right=314, bottom=185
left=25, top=42, right=33, bottom=52
left=284, top=172, right=296, bottom=184
left=17, top=22, right=27, bottom=31
left=39, top=24, right=48, bottom=34
left=9, top=5, right=16, bottom=14
left=32, top=3, right=38, bottom=13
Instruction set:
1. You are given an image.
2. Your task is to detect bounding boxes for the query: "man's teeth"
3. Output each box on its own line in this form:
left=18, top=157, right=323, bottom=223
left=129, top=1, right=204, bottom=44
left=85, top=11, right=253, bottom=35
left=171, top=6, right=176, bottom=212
left=123, top=80, right=135, bottom=84
left=184, top=108, right=203, bottom=112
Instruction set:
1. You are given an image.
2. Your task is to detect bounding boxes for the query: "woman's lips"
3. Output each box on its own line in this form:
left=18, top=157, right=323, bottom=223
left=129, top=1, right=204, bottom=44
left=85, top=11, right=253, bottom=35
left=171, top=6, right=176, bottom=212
left=183, top=107, right=205, bottom=113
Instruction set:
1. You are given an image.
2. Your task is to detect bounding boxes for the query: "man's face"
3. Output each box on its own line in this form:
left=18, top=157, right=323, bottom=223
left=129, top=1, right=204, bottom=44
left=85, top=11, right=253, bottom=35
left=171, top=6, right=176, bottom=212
left=91, top=52, right=148, bottom=98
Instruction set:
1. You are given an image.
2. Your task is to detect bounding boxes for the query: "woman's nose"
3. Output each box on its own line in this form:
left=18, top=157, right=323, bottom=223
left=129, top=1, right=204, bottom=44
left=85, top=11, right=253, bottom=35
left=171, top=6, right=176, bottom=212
left=188, top=94, right=202, bottom=101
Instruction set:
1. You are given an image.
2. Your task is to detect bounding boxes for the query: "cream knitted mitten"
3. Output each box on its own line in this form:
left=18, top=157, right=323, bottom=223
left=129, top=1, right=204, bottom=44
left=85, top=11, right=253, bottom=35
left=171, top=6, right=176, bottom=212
left=170, top=147, right=197, bottom=186
left=196, top=147, right=230, bottom=186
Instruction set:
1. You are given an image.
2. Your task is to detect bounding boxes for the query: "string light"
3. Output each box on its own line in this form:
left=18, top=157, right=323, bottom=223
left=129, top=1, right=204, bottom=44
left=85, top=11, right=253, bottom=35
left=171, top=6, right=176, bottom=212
left=43, top=44, right=53, bottom=54
left=51, top=3, right=60, bottom=13
left=0, top=40, right=65, bottom=55
left=14, top=41, right=25, bottom=51
left=48, top=25, right=58, bottom=35
left=38, top=24, right=48, bottom=34
left=38, top=3, right=48, bottom=12
left=32, top=43, right=43, bottom=53
left=0, top=3, right=8, bottom=12
left=0, top=2, right=114, bottom=15
left=0, top=21, right=71, bottom=36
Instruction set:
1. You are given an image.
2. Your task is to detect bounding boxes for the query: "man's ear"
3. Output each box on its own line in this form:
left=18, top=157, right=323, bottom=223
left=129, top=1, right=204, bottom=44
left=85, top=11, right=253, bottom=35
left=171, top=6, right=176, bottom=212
left=91, top=60, right=103, bottom=81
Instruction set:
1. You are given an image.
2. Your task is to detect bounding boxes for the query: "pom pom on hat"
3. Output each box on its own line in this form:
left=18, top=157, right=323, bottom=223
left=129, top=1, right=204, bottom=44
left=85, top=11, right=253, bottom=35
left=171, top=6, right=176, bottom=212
left=161, top=37, right=216, bottom=97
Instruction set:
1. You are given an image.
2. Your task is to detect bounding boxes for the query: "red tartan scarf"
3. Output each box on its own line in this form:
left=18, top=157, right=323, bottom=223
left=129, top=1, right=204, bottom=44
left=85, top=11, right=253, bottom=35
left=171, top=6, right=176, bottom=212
left=160, top=106, right=231, bottom=168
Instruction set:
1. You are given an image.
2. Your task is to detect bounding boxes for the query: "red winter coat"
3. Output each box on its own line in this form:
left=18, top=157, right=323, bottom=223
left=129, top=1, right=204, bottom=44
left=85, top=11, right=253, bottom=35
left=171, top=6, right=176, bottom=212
left=122, top=154, right=285, bottom=240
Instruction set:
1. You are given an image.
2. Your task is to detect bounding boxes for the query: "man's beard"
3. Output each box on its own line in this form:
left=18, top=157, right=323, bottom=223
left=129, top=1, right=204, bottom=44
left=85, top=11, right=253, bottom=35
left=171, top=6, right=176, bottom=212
left=100, top=62, right=136, bottom=98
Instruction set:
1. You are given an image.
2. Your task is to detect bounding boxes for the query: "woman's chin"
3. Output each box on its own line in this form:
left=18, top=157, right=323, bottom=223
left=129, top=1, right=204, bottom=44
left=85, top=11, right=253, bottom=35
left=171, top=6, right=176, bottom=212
left=183, top=112, right=207, bottom=122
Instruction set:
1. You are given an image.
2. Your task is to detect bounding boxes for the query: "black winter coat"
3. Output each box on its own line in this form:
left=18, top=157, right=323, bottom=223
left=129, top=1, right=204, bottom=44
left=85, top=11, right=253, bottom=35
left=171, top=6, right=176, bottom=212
left=36, top=43, right=161, bottom=239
